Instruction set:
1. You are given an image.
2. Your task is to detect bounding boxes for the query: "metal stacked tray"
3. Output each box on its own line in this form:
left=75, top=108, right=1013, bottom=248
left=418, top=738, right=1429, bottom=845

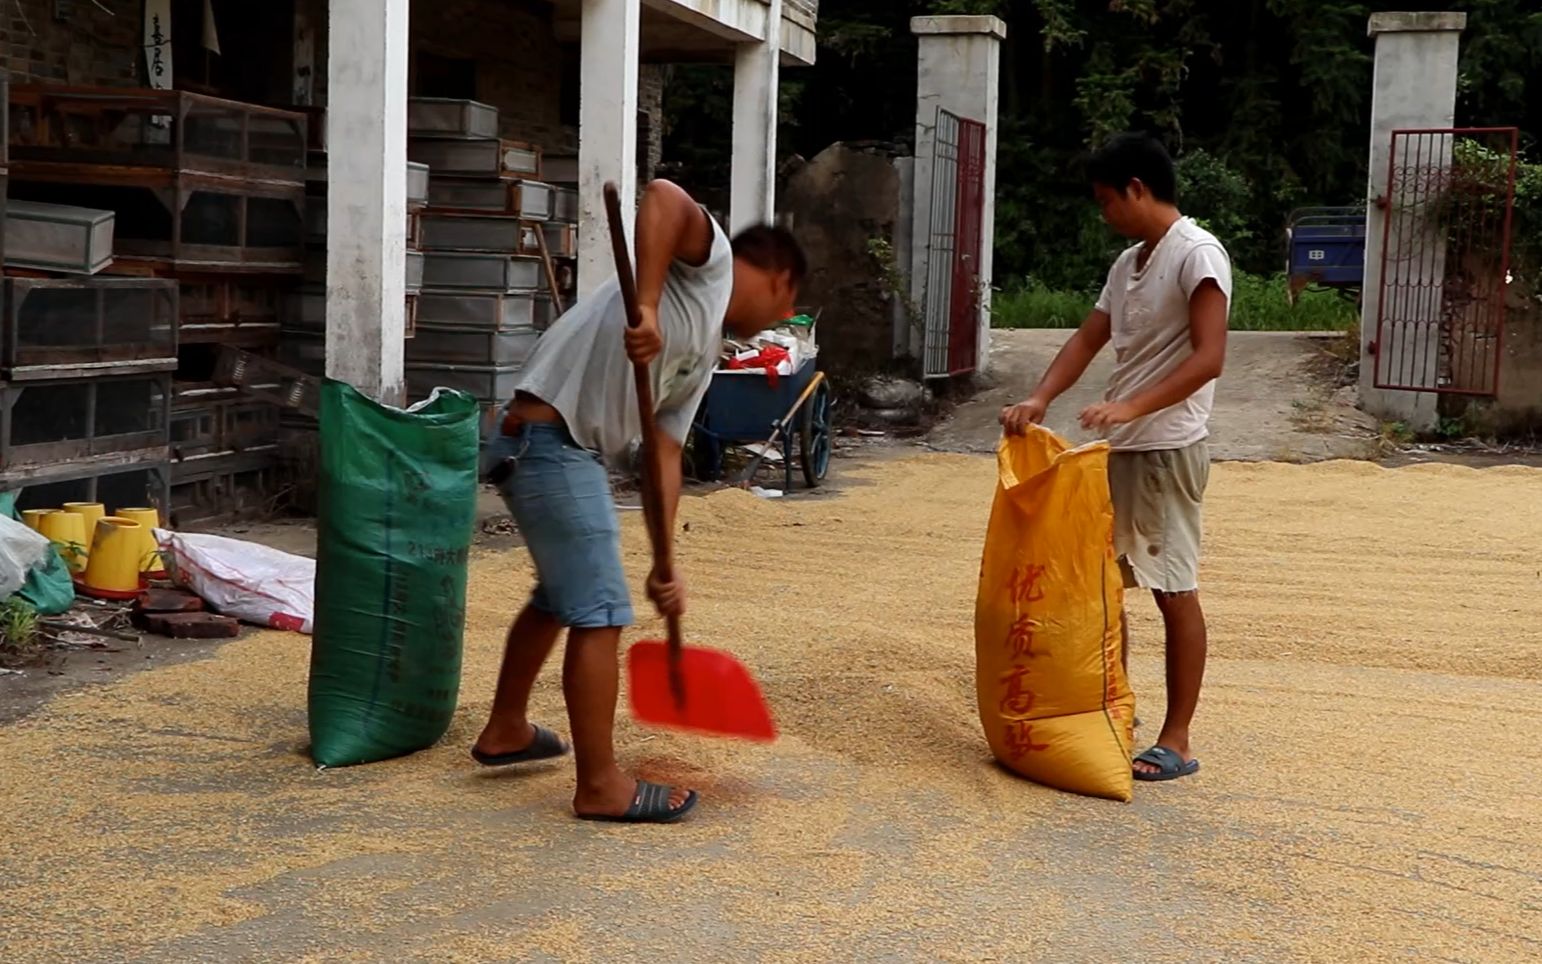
left=421, top=214, right=543, bottom=254
left=292, top=146, right=429, bottom=365
left=4, top=200, right=116, bottom=275
left=403, top=98, right=567, bottom=409
left=426, top=178, right=555, bottom=219
left=408, top=98, right=499, bottom=140
left=536, top=153, right=578, bottom=309
left=421, top=252, right=543, bottom=292
left=409, top=139, right=541, bottom=179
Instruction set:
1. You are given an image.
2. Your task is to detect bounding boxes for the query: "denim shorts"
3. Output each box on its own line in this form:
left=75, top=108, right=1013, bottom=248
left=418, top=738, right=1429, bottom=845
left=486, top=424, right=634, bottom=628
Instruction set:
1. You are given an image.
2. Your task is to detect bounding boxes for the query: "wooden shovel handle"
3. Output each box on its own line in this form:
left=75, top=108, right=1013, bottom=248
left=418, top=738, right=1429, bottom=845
left=602, top=183, right=686, bottom=707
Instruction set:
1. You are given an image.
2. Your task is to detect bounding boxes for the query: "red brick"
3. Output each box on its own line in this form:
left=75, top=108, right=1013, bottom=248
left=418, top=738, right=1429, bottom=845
left=138, top=589, right=207, bottom=615
left=144, top=613, right=241, bottom=639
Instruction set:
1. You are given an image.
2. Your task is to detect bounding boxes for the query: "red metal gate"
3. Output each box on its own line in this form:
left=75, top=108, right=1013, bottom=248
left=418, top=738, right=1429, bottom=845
left=1373, top=127, right=1519, bottom=396
left=923, top=109, right=987, bottom=378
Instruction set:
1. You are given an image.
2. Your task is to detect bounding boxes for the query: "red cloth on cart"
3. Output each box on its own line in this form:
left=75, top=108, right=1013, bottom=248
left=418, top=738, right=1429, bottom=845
left=726, top=345, right=791, bottom=388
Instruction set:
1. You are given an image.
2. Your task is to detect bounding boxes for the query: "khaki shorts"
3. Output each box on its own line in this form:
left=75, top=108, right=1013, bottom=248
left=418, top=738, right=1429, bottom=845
left=1107, top=440, right=1210, bottom=594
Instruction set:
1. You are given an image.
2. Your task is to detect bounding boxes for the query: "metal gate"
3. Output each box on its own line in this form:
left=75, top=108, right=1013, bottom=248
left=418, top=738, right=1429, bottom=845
left=1373, top=127, right=1519, bottom=396
left=923, top=109, right=987, bottom=378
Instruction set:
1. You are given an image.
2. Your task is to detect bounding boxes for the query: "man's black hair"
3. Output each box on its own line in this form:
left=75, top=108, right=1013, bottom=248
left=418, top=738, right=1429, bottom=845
left=731, top=225, right=808, bottom=287
left=1087, top=132, right=1178, bottom=204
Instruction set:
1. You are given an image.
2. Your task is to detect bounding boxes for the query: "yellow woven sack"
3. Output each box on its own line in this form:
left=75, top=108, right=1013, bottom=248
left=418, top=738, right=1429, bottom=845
left=975, top=427, right=1136, bottom=801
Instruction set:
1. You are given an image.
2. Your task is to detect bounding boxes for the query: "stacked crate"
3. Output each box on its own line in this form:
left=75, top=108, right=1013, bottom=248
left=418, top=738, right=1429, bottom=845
left=0, top=277, right=179, bottom=513
left=1, top=76, right=178, bottom=512
left=1, top=73, right=7, bottom=282
left=5, top=85, right=307, bottom=524
left=406, top=98, right=559, bottom=411
left=272, top=131, right=430, bottom=516
left=282, top=150, right=430, bottom=378
left=540, top=153, right=580, bottom=311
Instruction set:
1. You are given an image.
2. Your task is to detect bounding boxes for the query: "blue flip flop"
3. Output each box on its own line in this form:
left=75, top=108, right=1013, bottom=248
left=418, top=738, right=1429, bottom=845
left=1133, top=745, right=1199, bottom=782
left=471, top=725, right=569, bottom=767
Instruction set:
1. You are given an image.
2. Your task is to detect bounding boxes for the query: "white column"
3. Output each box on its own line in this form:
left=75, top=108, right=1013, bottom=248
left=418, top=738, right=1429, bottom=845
left=908, top=16, right=1004, bottom=375
left=1359, top=12, right=1466, bottom=432
left=730, top=0, right=781, bottom=233
left=325, top=0, right=409, bottom=404
left=577, top=0, right=641, bottom=299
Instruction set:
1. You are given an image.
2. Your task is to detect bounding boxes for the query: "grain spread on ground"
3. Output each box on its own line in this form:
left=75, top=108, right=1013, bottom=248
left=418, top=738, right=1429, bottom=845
left=1, top=455, right=1539, bottom=961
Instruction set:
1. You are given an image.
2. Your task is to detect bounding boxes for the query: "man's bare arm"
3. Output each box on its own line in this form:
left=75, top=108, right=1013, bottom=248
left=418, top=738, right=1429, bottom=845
left=1001, top=309, right=1112, bottom=433
left=1034, top=309, right=1113, bottom=403
left=624, top=180, right=715, bottom=366
left=634, top=180, right=713, bottom=308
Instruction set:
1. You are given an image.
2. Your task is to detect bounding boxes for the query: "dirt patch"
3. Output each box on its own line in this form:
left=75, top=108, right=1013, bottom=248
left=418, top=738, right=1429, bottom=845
left=1, top=454, right=1539, bottom=961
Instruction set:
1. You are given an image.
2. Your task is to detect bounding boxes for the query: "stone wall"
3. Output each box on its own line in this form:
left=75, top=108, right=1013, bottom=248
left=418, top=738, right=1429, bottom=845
left=780, top=143, right=910, bottom=374
left=2, top=0, right=139, bottom=87
left=1452, top=271, right=1542, bottom=437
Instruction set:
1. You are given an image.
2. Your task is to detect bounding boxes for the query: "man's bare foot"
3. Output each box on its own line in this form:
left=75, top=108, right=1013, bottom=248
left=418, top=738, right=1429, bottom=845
left=471, top=723, right=569, bottom=767
left=1132, top=737, right=1199, bottom=782
left=1132, top=741, right=1193, bottom=775
left=574, top=770, right=693, bottom=820
left=473, top=720, right=537, bottom=759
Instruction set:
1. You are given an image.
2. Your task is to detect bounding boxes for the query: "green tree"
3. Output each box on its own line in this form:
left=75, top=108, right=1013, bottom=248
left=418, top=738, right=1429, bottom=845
left=664, top=0, right=1542, bottom=289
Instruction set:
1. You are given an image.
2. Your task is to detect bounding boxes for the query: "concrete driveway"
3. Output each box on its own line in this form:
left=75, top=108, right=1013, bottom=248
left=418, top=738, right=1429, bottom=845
left=928, top=329, right=1381, bottom=462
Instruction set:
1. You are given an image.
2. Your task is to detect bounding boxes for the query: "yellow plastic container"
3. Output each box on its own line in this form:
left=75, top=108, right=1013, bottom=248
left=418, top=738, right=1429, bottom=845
left=116, top=507, right=166, bottom=576
left=83, top=516, right=145, bottom=599
left=63, top=502, right=106, bottom=538
left=38, top=511, right=89, bottom=574
left=22, top=508, right=58, bottom=532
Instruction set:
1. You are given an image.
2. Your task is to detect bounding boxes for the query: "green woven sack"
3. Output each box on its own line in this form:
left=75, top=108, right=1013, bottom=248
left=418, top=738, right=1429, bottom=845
left=307, top=380, right=480, bottom=767
left=0, top=493, right=75, bottom=616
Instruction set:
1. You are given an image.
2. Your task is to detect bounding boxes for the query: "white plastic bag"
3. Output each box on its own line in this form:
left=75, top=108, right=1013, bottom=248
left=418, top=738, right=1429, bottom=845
left=0, top=515, right=53, bottom=599
left=157, top=530, right=315, bottom=633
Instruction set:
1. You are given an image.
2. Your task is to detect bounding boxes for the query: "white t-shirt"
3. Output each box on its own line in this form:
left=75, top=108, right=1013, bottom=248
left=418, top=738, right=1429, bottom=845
left=514, top=214, right=731, bottom=465
left=1094, top=217, right=1232, bottom=452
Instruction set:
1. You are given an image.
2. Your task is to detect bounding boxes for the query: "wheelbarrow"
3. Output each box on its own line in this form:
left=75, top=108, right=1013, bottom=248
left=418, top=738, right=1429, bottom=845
left=688, top=352, right=833, bottom=491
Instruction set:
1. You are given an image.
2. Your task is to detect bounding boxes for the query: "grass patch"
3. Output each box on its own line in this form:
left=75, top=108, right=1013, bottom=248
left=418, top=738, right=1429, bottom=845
left=992, top=273, right=1359, bottom=332
left=0, top=598, right=40, bottom=664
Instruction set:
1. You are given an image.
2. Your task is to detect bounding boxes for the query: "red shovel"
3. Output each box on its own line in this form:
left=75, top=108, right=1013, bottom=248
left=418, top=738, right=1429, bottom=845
left=601, top=183, right=778, bottom=743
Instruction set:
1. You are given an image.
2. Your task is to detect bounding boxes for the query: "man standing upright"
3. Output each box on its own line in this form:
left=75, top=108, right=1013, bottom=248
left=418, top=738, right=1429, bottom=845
left=1001, top=133, right=1231, bottom=782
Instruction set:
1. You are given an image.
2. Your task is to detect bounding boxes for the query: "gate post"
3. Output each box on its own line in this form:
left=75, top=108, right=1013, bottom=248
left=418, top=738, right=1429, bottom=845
left=1360, top=12, right=1467, bottom=431
left=907, top=16, right=1004, bottom=375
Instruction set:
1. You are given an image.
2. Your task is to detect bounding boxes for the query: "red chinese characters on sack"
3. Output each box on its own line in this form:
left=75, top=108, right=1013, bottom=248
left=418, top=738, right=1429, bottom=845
left=995, top=563, right=1053, bottom=758
left=1003, top=720, right=1051, bottom=759
left=998, top=664, right=1036, bottom=716
left=1005, top=563, right=1047, bottom=605
left=1006, top=614, right=1040, bottom=660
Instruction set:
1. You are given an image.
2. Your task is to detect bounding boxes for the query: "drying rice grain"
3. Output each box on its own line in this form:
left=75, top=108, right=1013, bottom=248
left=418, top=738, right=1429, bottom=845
left=0, top=456, right=1538, bottom=961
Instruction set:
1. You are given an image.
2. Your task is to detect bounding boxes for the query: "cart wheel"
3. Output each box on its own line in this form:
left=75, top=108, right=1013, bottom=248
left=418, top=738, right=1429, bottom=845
left=800, top=379, right=832, bottom=488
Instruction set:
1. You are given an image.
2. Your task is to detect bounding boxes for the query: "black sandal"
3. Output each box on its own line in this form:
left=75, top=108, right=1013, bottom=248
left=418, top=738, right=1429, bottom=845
left=470, top=725, right=569, bottom=767
left=578, top=780, right=699, bottom=824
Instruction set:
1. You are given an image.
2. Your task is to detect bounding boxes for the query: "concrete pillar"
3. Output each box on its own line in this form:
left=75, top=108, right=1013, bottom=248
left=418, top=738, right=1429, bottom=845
left=1359, top=12, right=1467, bottom=432
left=730, top=0, right=782, bottom=233
left=325, top=0, right=409, bottom=405
left=908, top=15, right=1004, bottom=377
left=577, top=0, right=641, bottom=299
